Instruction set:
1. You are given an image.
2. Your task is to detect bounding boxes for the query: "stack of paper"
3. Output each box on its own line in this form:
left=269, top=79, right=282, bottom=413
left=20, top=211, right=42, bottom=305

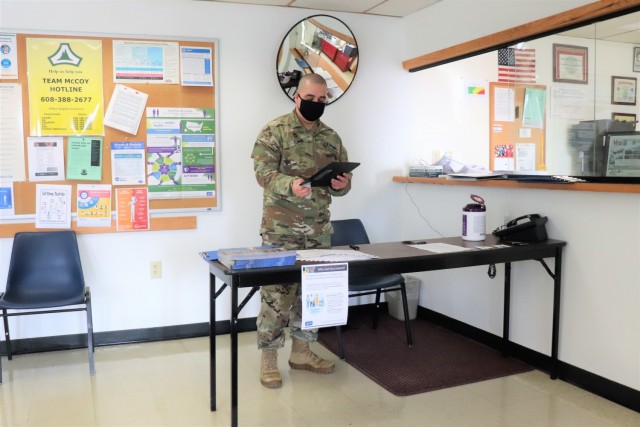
left=216, top=245, right=297, bottom=270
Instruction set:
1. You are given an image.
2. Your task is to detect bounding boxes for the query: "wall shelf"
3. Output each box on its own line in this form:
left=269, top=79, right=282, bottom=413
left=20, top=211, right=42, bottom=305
left=392, top=176, right=640, bottom=194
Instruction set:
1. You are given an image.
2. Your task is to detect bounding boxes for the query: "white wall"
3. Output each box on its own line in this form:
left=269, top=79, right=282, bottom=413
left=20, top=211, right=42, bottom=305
left=402, top=1, right=640, bottom=391
left=1, top=0, right=638, bottom=394
left=0, top=2, right=409, bottom=334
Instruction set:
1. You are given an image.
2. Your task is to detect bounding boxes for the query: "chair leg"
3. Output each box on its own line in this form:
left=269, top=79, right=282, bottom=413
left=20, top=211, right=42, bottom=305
left=335, top=326, right=345, bottom=360
left=86, top=292, right=95, bottom=376
left=399, top=284, right=414, bottom=347
left=2, top=309, right=12, bottom=360
left=372, top=289, right=382, bottom=330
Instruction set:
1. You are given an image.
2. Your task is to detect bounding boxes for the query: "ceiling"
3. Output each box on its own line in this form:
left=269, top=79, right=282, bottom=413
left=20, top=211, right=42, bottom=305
left=560, top=11, right=640, bottom=44
left=196, top=0, right=442, bottom=18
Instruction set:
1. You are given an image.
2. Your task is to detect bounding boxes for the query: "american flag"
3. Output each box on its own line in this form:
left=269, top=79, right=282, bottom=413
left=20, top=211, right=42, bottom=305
left=497, top=48, right=536, bottom=83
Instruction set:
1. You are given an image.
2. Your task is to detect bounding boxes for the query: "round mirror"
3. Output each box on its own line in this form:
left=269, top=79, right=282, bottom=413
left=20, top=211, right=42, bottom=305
left=276, top=15, right=358, bottom=105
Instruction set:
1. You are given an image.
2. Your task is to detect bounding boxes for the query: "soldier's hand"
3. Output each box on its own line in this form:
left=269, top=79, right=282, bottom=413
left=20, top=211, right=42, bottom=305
left=292, top=178, right=312, bottom=198
left=330, top=173, right=349, bottom=190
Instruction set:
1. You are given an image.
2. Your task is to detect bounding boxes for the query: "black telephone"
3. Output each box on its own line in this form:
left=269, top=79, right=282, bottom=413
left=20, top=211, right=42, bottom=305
left=493, top=214, right=548, bottom=242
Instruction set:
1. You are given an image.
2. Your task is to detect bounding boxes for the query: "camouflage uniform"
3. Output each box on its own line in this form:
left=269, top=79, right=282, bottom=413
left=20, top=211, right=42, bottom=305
left=252, top=110, right=350, bottom=350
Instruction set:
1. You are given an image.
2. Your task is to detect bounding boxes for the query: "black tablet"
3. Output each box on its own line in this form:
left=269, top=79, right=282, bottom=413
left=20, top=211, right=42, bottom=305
left=302, top=162, right=360, bottom=187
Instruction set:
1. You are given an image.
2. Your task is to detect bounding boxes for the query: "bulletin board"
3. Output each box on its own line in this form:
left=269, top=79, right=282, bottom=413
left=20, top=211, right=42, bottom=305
left=489, top=82, right=547, bottom=172
left=0, top=30, right=219, bottom=222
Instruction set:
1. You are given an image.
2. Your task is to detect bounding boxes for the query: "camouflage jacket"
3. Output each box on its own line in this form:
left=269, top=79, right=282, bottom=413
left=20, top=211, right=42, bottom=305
left=252, top=110, right=351, bottom=241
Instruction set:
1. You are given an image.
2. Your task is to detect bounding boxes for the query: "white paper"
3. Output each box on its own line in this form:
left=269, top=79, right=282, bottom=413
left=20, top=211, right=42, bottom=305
left=111, top=142, right=146, bottom=185
left=551, top=86, right=589, bottom=119
left=301, top=263, right=349, bottom=330
left=27, top=136, right=65, bottom=181
left=516, top=143, right=536, bottom=171
left=35, top=184, right=71, bottom=229
left=180, top=46, right=213, bottom=86
left=104, top=84, right=148, bottom=135
left=297, top=249, right=378, bottom=262
left=0, top=83, right=26, bottom=181
left=408, top=243, right=472, bottom=253
left=494, top=87, right=515, bottom=122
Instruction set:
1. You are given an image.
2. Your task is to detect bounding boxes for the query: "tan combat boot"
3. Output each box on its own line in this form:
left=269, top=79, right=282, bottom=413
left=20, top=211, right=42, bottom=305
left=260, top=349, right=282, bottom=388
left=288, top=337, right=335, bottom=373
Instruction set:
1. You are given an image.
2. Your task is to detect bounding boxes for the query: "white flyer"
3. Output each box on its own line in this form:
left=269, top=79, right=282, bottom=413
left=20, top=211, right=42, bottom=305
left=104, top=84, right=148, bottom=135
left=111, top=142, right=146, bottom=185
left=0, top=83, right=26, bottom=181
left=301, top=263, right=349, bottom=330
left=27, top=136, right=65, bottom=181
left=35, top=184, right=71, bottom=229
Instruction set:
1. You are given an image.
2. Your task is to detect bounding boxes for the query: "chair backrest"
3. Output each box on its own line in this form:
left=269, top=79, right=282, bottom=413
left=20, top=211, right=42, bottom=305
left=4, top=231, right=86, bottom=308
left=331, top=219, right=371, bottom=246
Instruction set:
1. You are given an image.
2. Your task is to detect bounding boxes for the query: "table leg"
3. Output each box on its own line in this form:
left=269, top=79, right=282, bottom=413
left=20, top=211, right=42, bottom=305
left=503, top=262, right=511, bottom=356
left=209, top=273, right=217, bottom=411
left=230, top=278, right=239, bottom=427
left=551, top=248, right=563, bottom=379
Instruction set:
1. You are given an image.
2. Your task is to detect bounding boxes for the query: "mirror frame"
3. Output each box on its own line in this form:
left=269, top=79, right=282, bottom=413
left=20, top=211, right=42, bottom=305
left=276, top=14, right=358, bottom=105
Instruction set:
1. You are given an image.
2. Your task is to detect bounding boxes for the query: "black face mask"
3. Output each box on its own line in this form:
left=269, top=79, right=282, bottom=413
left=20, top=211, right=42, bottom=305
left=298, top=97, right=325, bottom=122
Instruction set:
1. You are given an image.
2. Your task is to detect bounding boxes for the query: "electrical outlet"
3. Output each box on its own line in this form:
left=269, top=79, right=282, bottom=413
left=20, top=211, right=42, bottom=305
left=150, top=261, right=162, bottom=279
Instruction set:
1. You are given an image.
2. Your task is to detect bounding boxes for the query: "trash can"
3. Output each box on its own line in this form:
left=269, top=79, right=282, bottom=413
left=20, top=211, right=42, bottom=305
left=386, top=274, right=420, bottom=321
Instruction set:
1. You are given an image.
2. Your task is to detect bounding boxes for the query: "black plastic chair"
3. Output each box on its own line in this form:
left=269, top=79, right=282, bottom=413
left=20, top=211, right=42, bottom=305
left=0, top=231, right=94, bottom=383
left=331, top=219, right=413, bottom=359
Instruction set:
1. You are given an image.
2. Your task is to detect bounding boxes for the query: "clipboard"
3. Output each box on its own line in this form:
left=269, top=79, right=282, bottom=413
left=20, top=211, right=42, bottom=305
left=302, top=162, right=360, bottom=187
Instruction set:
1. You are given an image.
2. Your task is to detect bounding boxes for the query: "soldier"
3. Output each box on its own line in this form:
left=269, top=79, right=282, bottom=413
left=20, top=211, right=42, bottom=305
left=251, top=73, right=352, bottom=388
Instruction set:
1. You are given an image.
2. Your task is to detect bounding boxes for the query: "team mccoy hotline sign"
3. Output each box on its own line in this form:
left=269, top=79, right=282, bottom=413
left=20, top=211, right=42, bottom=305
left=27, top=38, right=104, bottom=136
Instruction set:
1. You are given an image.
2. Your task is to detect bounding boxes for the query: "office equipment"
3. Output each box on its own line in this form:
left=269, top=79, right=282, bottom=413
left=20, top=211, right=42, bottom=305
left=493, top=214, right=548, bottom=242
left=330, top=219, right=413, bottom=359
left=603, top=132, right=640, bottom=177
left=0, top=231, right=94, bottom=384
left=205, top=235, right=566, bottom=427
left=302, top=162, right=360, bottom=187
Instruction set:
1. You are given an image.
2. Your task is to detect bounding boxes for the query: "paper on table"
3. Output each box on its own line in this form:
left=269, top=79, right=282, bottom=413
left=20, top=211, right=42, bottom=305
left=408, top=243, right=472, bottom=253
left=297, top=249, right=378, bottom=262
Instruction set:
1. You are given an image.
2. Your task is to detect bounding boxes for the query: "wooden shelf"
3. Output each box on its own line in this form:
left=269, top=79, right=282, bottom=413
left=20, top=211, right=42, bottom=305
left=0, top=216, right=197, bottom=238
left=393, top=176, right=640, bottom=194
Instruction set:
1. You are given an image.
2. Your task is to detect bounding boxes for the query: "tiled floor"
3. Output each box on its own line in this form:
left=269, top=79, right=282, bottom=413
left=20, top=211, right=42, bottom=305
left=0, top=332, right=638, bottom=427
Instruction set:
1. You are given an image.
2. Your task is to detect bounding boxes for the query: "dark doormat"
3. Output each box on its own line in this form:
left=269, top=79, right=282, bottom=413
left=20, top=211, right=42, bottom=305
left=317, top=312, right=533, bottom=396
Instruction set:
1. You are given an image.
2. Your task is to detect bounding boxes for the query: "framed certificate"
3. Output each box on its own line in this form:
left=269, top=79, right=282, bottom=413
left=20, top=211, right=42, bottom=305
left=611, top=76, right=637, bottom=105
left=552, top=44, right=588, bottom=84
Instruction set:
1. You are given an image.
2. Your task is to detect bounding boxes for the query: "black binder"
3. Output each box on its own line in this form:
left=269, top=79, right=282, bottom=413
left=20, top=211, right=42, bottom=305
left=302, top=162, right=360, bottom=187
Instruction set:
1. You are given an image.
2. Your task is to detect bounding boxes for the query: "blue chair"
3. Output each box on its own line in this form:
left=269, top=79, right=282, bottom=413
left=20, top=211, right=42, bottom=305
left=331, top=219, right=413, bottom=359
left=0, top=231, right=94, bottom=383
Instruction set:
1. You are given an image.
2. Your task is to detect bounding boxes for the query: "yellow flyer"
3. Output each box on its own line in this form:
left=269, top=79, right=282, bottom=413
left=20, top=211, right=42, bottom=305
left=27, top=38, right=104, bottom=136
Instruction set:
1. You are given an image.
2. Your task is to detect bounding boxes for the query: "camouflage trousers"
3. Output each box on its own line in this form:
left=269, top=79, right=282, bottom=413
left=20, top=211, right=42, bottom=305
left=257, top=232, right=330, bottom=350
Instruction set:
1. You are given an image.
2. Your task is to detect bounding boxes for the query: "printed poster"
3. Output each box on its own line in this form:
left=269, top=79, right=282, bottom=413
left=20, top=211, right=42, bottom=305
left=0, top=33, right=19, bottom=79
left=77, top=184, right=112, bottom=227
left=116, top=187, right=149, bottom=231
left=111, top=142, right=146, bottom=185
left=27, top=38, right=104, bottom=136
left=113, top=40, right=179, bottom=84
left=0, top=181, right=15, bottom=218
left=146, top=107, right=215, bottom=199
left=35, top=183, right=71, bottom=229
left=27, top=136, right=65, bottom=181
left=300, top=263, right=349, bottom=330
left=67, top=136, right=103, bottom=180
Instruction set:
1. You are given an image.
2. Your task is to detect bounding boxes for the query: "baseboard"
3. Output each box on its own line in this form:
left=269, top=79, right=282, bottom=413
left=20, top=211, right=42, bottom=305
left=417, top=306, right=640, bottom=413
left=0, top=317, right=258, bottom=355
left=2, top=306, right=637, bottom=414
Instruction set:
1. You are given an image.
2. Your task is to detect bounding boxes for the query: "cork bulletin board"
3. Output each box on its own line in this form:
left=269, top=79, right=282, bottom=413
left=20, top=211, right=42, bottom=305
left=0, top=30, right=219, bottom=235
